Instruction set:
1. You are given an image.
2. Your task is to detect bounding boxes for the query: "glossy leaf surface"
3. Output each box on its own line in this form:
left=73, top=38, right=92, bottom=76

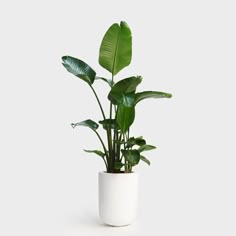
left=62, top=56, right=96, bottom=84
left=108, top=76, right=142, bottom=105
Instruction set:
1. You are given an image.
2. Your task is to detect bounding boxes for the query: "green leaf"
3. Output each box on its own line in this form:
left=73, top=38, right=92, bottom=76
left=95, top=77, right=114, bottom=87
left=117, top=105, right=135, bottom=133
left=113, top=139, right=125, bottom=144
left=71, top=119, right=99, bottom=130
left=84, top=149, right=105, bottom=158
left=126, top=137, right=135, bottom=148
left=108, top=76, right=142, bottom=105
left=62, top=56, right=96, bottom=84
left=99, top=21, right=132, bottom=76
left=135, top=91, right=172, bottom=105
left=114, top=161, right=124, bottom=170
left=121, top=149, right=140, bottom=166
left=126, top=136, right=146, bottom=148
left=140, top=155, right=151, bottom=165
left=98, top=119, right=119, bottom=130
left=135, top=137, right=146, bottom=146
left=138, top=144, right=156, bottom=152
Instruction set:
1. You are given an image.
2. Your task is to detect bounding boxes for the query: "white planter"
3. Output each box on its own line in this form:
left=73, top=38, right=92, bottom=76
left=98, top=171, right=138, bottom=226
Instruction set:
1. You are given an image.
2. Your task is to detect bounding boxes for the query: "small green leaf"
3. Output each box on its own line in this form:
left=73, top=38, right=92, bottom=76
left=135, top=91, right=172, bottom=105
left=71, top=119, right=99, bottom=130
left=126, top=137, right=135, bottom=148
left=121, top=149, right=140, bottom=166
left=108, top=76, right=142, bottom=105
left=114, top=161, right=124, bottom=170
left=113, top=140, right=125, bottom=144
left=62, top=56, right=96, bottom=84
left=117, top=105, right=135, bottom=133
left=126, top=137, right=146, bottom=148
left=99, top=21, right=132, bottom=76
left=135, top=137, right=146, bottom=146
left=138, top=144, right=156, bottom=152
left=140, top=155, right=151, bottom=165
left=84, top=149, right=105, bottom=158
left=98, top=119, right=118, bottom=130
left=95, top=77, right=114, bottom=87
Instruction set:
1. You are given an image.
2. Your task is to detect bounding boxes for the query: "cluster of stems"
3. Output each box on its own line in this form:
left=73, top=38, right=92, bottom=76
left=89, top=80, right=131, bottom=173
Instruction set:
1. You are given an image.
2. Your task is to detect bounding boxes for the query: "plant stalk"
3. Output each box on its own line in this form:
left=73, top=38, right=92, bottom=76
left=89, top=85, right=112, bottom=171
left=93, top=130, right=108, bottom=170
left=123, top=133, right=129, bottom=173
left=109, top=75, right=115, bottom=172
left=90, top=85, right=106, bottom=120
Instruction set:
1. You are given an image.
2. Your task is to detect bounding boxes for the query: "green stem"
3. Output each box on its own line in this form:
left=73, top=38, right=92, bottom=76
left=89, top=85, right=113, bottom=171
left=93, top=130, right=108, bottom=170
left=109, top=75, right=114, bottom=121
left=117, top=132, right=122, bottom=161
left=127, top=128, right=132, bottom=172
left=112, top=129, right=116, bottom=159
left=107, top=130, right=113, bottom=171
left=123, top=132, right=129, bottom=173
left=109, top=75, right=115, bottom=172
left=112, top=106, right=118, bottom=163
left=89, top=85, right=106, bottom=120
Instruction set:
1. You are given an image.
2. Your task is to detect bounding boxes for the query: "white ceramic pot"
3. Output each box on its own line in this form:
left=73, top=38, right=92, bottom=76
left=98, top=172, right=138, bottom=226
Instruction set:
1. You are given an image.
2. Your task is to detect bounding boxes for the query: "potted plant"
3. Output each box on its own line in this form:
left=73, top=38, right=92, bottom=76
left=61, top=21, right=172, bottom=227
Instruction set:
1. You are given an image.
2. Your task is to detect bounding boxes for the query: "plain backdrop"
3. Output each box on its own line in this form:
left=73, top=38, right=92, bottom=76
left=0, top=0, right=236, bottom=235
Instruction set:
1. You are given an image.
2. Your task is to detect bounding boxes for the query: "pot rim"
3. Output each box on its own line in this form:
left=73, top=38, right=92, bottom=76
left=99, top=171, right=137, bottom=175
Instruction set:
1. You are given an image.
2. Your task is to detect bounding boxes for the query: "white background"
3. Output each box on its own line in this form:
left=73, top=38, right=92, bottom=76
left=0, top=0, right=236, bottom=235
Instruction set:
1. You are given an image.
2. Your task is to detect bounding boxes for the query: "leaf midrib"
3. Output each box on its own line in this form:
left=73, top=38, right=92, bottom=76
left=111, top=25, right=121, bottom=76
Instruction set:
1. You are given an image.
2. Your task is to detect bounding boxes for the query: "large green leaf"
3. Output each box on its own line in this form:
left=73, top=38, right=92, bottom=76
left=84, top=149, right=105, bottom=158
left=99, top=21, right=132, bottom=76
left=135, top=91, right=172, bottom=105
left=117, top=105, right=135, bottom=133
left=140, top=155, right=151, bottom=165
left=121, top=149, right=140, bottom=166
left=62, top=56, right=96, bottom=84
left=108, top=76, right=142, bottom=105
left=71, top=119, right=99, bottom=130
left=138, top=144, right=156, bottom=152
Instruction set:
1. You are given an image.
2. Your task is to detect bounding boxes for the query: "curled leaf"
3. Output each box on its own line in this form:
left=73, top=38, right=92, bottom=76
left=140, top=155, right=151, bottom=165
left=71, top=119, right=99, bottom=130
left=138, top=144, right=156, bottom=152
left=135, top=91, right=172, bottom=105
left=84, top=149, right=105, bottom=158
